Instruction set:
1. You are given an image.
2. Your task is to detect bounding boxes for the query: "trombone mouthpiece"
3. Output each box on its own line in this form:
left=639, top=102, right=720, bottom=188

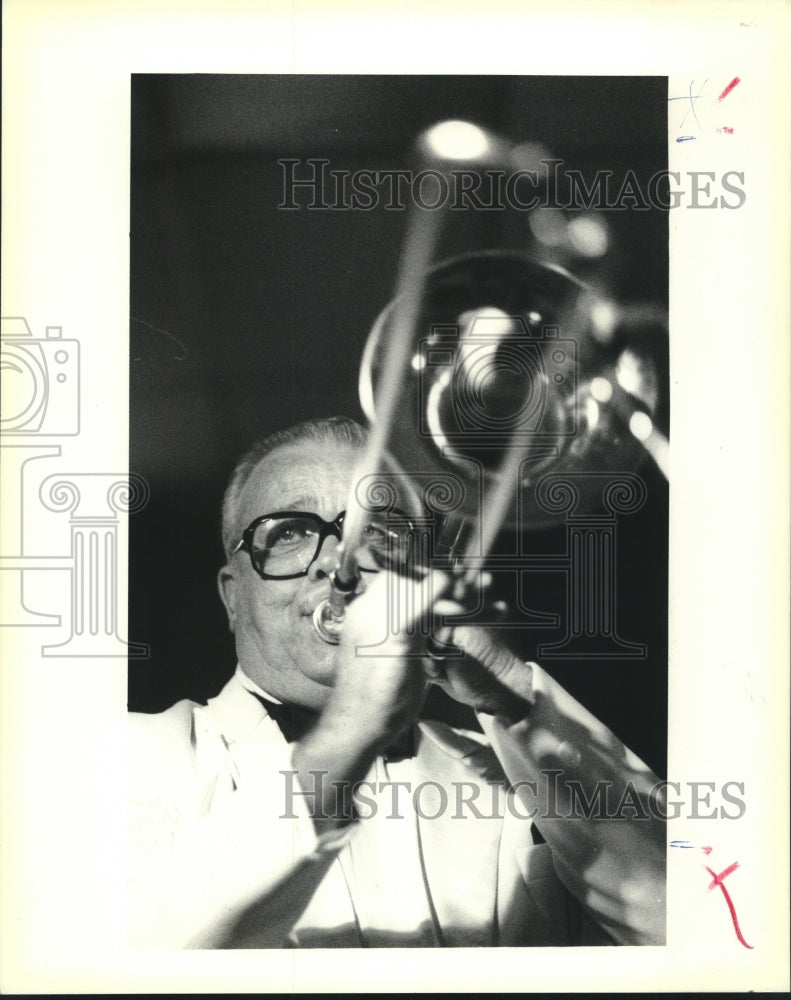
left=312, top=598, right=345, bottom=645
left=311, top=566, right=359, bottom=644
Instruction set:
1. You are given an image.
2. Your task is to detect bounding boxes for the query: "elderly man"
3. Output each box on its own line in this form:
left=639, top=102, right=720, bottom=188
left=128, top=416, right=665, bottom=949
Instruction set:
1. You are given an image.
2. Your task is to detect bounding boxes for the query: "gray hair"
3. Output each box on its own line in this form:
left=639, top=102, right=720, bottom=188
left=220, top=415, right=368, bottom=560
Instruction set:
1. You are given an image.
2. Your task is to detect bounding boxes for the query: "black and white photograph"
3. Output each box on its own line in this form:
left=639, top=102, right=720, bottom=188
left=1, top=1, right=788, bottom=993
left=128, top=74, right=670, bottom=950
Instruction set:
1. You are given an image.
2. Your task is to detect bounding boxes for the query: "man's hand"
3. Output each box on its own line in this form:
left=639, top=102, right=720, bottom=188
left=292, top=569, right=450, bottom=828
left=425, top=609, right=535, bottom=723
left=321, top=568, right=447, bottom=753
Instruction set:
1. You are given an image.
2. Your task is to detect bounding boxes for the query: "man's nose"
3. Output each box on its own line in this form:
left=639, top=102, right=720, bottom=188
left=306, top=533, right=341, bottom=581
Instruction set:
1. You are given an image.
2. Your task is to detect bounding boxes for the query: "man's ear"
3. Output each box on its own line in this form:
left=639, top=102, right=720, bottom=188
left=217, top=564, right=239, bottom=633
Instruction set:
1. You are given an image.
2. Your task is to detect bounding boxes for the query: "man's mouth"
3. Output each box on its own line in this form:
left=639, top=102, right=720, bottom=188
left=297, top=588, right=332, bottom=619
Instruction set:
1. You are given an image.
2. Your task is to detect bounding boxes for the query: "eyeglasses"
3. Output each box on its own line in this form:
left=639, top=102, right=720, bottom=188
left=231, top=509, right=416, bottom=580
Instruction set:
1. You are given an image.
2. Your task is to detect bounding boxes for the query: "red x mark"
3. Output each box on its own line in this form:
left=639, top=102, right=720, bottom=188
left=704, top=861, right=753, bottom=949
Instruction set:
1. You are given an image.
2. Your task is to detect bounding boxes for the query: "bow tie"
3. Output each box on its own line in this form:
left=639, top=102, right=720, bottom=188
left=251, top=693, right=416, bottom=762
left=251, top=686, right=481, bottom=763
left=251, top=694, right=317, bottom=743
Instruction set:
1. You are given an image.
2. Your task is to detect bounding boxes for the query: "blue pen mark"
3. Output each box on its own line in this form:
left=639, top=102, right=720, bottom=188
left=669, top=77, right=739, bottom=140
left=668, top=78, right=709, bottom=141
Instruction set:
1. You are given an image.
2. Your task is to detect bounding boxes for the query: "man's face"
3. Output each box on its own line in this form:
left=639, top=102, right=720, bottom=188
left=218, top=437, right=366, bottom=709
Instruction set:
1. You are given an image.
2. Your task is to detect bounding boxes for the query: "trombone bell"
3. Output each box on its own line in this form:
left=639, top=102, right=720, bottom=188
left=359, top=250, right=667, bottom=531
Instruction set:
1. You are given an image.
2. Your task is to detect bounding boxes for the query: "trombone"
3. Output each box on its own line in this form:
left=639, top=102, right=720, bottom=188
left=313, top=121, right=668, bottom=644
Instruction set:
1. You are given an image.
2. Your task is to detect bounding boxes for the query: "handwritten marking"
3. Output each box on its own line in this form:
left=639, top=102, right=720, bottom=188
left=668, top=79, right=708, bottom=141
left=687, top=79, right=705, bottom=131
left=670, top=841, right=752, bottom=947
left=705, top=863, right=754, bottom=949
left=669, top=78, right=740, bottom=140
left=717, top=77, right=741, bottom=102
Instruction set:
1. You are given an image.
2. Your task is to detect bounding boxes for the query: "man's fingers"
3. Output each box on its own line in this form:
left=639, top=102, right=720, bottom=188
left=343, top=569, right=454, bottom=654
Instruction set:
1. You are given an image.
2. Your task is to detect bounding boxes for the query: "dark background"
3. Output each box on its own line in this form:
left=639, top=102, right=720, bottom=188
left=129, top=76, right=668, bottom=776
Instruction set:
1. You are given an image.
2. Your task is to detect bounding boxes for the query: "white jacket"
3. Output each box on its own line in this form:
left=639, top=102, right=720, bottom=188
left=128, top=665, right=665, bottom=948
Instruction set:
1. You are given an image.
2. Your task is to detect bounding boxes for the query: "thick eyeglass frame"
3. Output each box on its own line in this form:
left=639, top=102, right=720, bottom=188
left=231, top=509, right=414, bottom=581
